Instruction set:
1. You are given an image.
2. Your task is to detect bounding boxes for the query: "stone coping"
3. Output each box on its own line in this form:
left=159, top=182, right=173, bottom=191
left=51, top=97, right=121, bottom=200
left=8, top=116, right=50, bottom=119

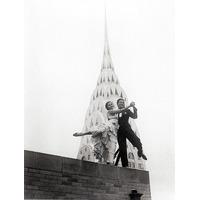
left=24, top=150, right=150, bottom=184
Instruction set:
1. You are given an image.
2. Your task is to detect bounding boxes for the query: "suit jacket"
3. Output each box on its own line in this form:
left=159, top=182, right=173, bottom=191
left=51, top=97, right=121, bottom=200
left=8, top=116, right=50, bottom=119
left=118, top=108, right=137, bottom=130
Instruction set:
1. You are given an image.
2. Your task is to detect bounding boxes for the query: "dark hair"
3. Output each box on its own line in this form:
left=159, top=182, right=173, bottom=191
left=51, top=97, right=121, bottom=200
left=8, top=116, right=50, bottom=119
left=105, top=101, right=112, bottom=110
left=117, top=98, right=124, bottom=105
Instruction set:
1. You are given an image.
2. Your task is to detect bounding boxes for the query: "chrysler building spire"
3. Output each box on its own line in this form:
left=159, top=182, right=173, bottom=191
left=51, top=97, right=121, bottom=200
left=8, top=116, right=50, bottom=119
left=102, top=7, right=114, bottom=71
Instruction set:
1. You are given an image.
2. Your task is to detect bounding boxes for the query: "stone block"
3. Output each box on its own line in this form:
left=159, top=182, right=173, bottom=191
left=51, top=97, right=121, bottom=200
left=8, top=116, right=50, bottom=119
left=98, top=163, right=119, bottom=180
left=35, top=152, right=62, bottom=172
left=79, top=160, right=99, bottom=177
left=62, top=157, right=82, bottom=175
left=39, top=169, right=62, bottom=176
left=24, top=151, right=36, bottom=168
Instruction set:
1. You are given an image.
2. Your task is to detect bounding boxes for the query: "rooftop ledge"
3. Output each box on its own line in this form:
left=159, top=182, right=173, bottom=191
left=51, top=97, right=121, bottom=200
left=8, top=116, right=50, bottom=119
left=24, top=150, right=150, bottom=185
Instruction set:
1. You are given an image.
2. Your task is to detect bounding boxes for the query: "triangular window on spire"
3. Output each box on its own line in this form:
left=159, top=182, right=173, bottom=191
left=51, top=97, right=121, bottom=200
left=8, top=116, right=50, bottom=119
left=120, top=92, right=123, bottom=98
left=96, top=91, right=99, bottom=98
left=108, top=47, right=110, bottom=55
left=107, top=92, right=109, bottom=98
left=90, top=120, right=93, bottom=128
left=108, top=76, right=110, bottom=82
left=112, top=75, right=114, bottom=82
left=102, top=62, right=105, bottom=69
left=103, top=77, right=105, bottom=82
left=115, top=88, right=119, bottom=96
left=110, top=88, right=113, bottom=95
left=100, top=77, right=102, bottom=83
left=100, top=89, right=102, bottom=96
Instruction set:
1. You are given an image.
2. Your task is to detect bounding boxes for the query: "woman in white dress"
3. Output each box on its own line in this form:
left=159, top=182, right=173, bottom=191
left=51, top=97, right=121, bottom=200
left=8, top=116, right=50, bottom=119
left=73, top=101, right=134, bottom=164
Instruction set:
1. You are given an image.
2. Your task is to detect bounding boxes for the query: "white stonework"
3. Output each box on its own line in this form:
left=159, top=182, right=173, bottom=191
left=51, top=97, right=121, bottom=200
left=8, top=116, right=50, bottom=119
left=77, top=15, right=145, bottom=170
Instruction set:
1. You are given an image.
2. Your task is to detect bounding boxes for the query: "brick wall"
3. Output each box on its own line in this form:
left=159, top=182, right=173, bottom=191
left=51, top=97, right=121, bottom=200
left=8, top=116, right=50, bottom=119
left=24, top=150, right=151, bottom=200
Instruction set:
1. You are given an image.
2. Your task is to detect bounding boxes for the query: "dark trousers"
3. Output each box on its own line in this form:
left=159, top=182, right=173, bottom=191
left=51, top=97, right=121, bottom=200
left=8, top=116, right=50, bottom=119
left=117, top=130, right=128, bottom=167
left=114, top=148, right=120, bottom=166
left=117, top=127, right=143, bottom=167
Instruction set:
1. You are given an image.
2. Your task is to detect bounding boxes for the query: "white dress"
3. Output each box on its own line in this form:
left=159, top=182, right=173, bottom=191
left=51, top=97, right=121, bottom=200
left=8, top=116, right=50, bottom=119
left=91, top=112, right=118, bottom=163
left=106, top=112, right=118, bottom=163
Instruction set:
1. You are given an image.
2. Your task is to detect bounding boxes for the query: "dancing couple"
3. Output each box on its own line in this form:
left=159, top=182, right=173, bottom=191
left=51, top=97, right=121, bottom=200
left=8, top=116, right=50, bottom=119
left=73, top=98, right=147, bottom=167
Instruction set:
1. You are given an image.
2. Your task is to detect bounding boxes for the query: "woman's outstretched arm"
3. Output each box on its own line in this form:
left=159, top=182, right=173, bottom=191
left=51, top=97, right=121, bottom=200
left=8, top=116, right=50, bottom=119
left=73, top=132, right=92, bottom=137
left=73, top=129, right=104, bottom=137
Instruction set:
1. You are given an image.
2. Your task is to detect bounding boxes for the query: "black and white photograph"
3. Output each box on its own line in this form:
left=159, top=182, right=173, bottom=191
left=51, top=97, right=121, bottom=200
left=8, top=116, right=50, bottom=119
left=24, top=0, right=174, bottom=199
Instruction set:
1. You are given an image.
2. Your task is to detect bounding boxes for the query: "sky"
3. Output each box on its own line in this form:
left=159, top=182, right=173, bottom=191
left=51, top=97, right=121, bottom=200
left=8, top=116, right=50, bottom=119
left=24, top=0, right=174, bottom=200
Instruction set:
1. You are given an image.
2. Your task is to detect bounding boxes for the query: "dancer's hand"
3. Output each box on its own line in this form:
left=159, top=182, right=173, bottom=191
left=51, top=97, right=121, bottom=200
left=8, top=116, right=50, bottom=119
left=130, top=101, right=135, bottom=107
left=73, top=133, right=79, bottom=137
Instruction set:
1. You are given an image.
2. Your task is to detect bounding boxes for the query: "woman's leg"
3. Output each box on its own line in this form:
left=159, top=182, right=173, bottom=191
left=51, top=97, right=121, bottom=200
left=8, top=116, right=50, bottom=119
left=107, top=135, right=117, bottom=164
left=115, top=151, right=120, bottom=166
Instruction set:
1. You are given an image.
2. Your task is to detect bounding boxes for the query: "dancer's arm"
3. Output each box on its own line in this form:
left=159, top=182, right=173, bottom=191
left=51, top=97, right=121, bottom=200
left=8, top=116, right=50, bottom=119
left=73, top=132, right=92, bottom=137
left=128, top=106, right=138, bottom=119
left=108, top=104, right=132, bottom=115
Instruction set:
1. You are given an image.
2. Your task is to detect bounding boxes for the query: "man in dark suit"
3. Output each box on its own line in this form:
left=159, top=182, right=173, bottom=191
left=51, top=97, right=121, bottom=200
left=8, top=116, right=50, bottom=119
left=116, top=98, right=147, bottom=167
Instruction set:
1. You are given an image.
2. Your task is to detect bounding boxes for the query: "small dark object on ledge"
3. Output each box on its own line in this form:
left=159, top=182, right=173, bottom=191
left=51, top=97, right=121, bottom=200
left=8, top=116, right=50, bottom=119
left=129, top=189, right=143, bottom=200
